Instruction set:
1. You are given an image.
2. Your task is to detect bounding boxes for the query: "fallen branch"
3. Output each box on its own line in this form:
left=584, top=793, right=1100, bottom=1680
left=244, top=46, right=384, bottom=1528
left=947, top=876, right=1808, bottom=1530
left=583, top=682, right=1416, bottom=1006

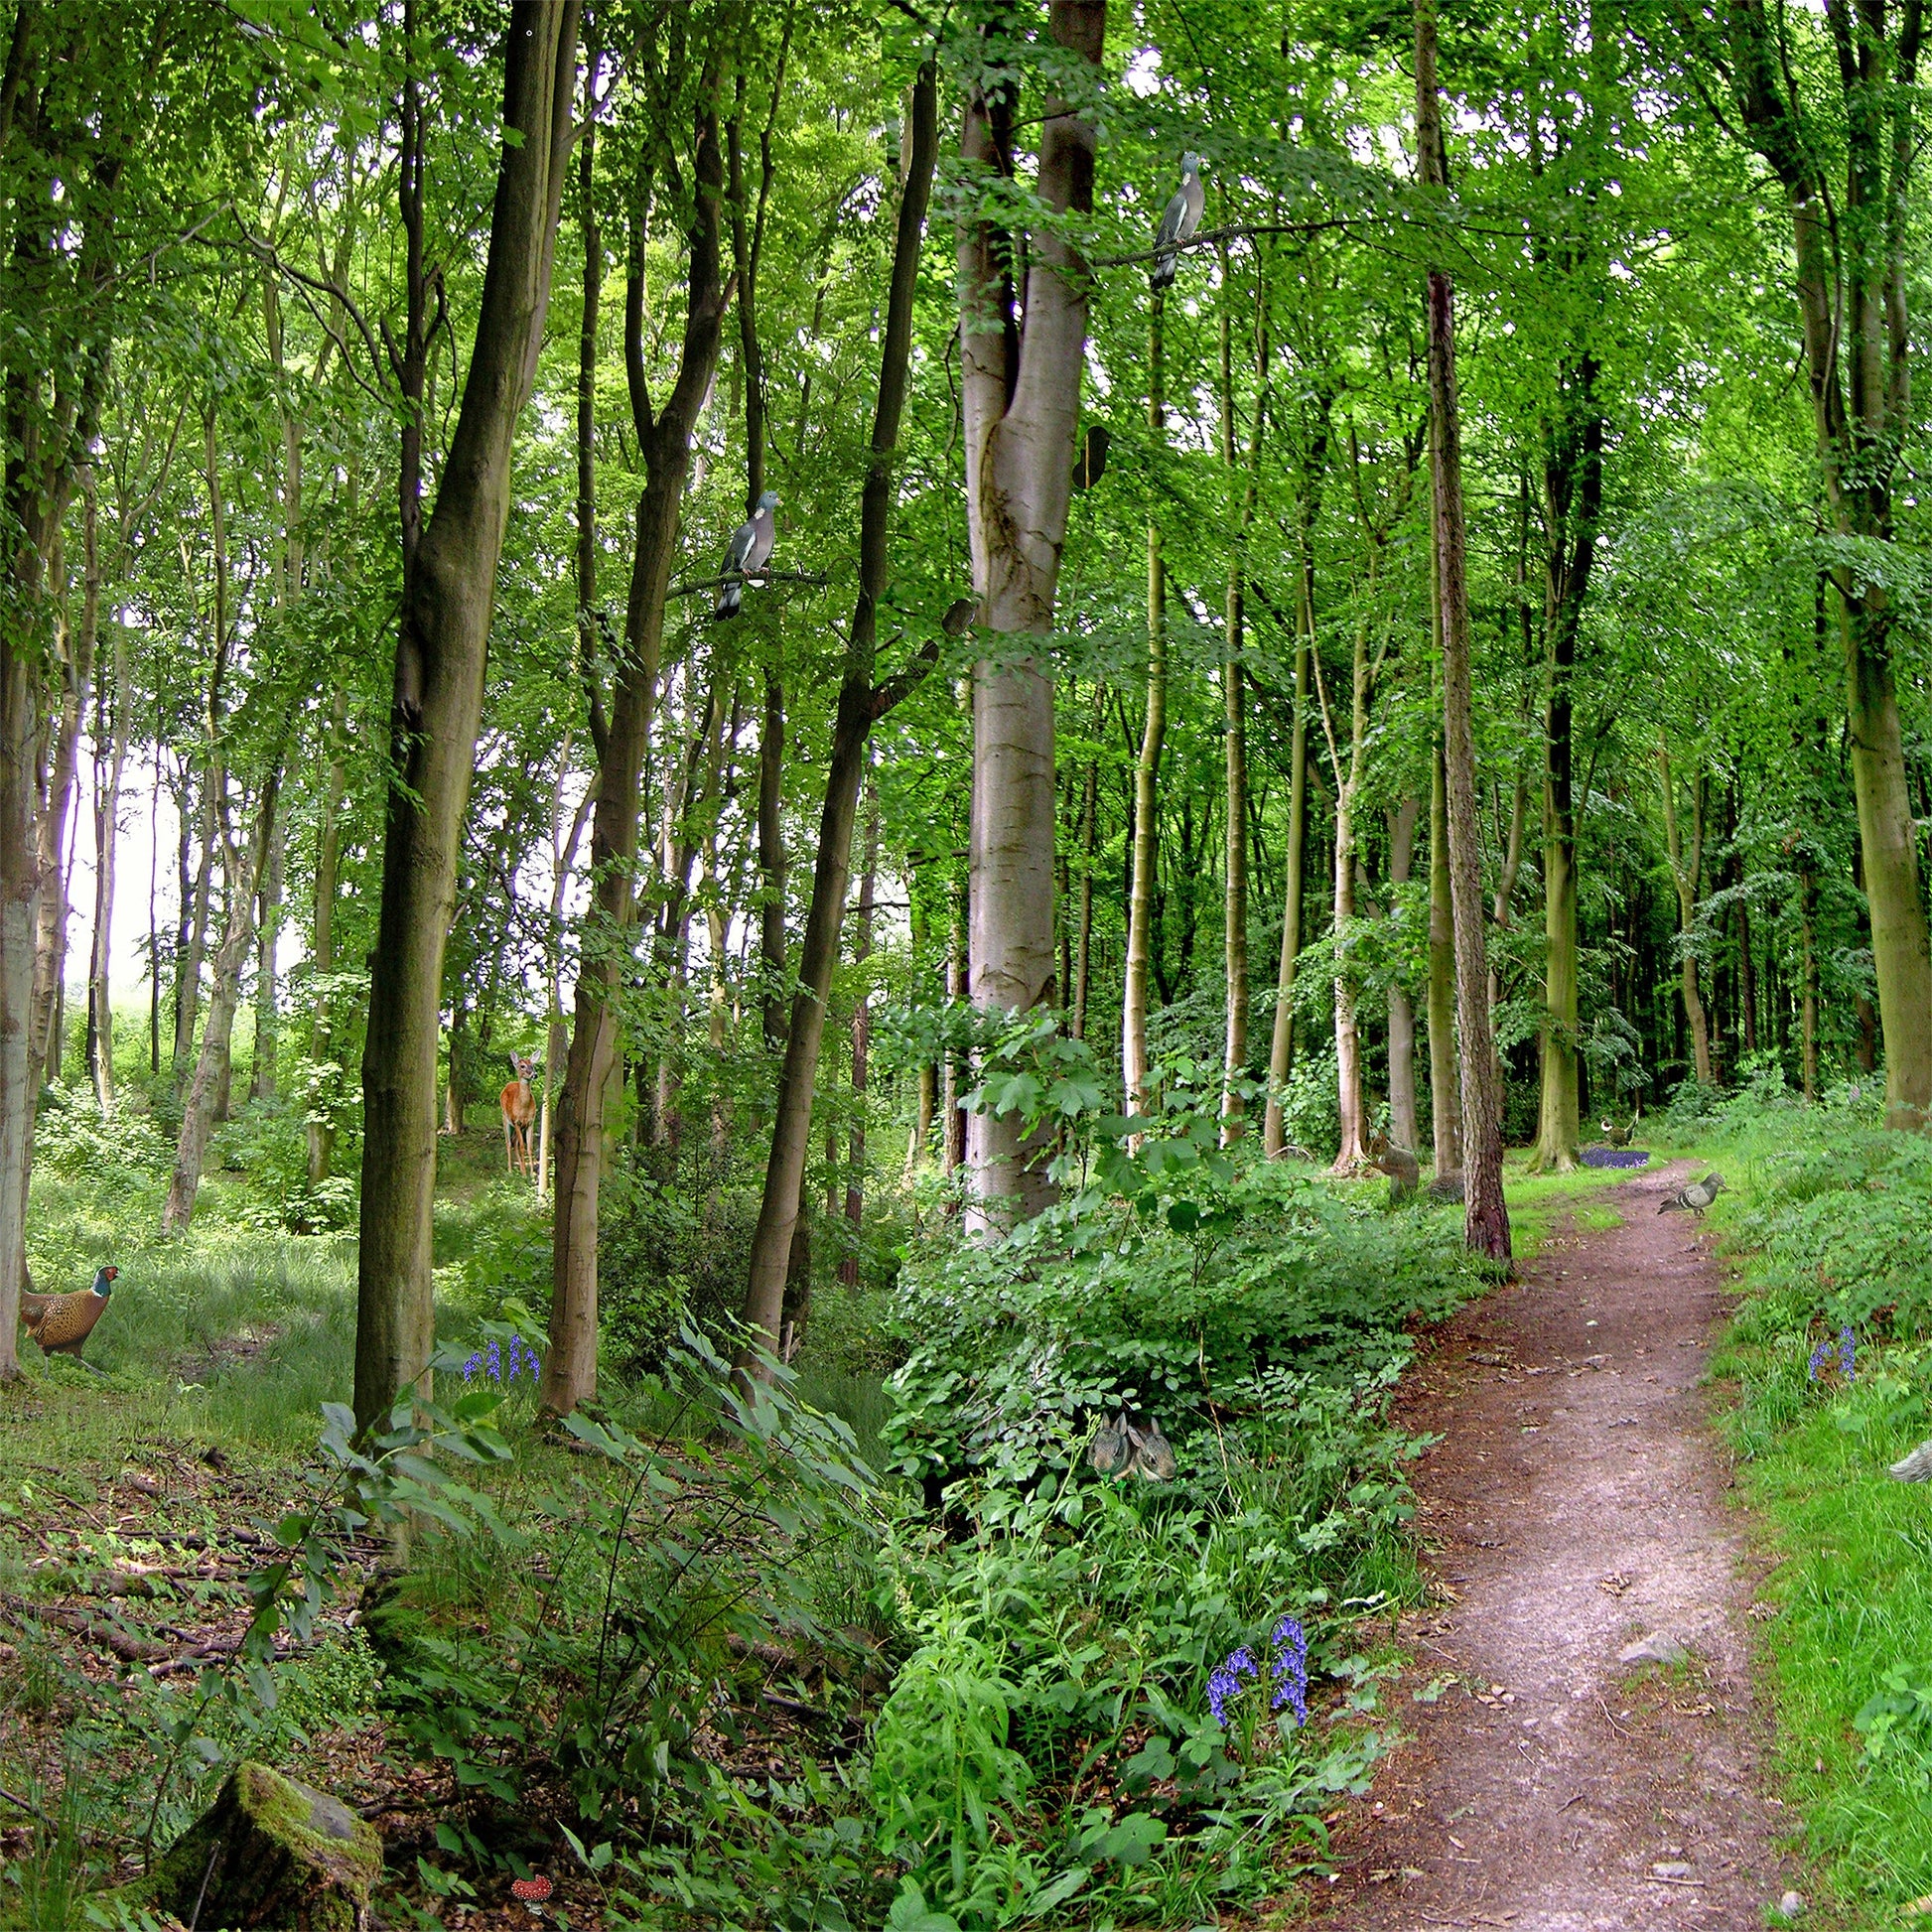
left=0, top=1781, right=50, bottom=1826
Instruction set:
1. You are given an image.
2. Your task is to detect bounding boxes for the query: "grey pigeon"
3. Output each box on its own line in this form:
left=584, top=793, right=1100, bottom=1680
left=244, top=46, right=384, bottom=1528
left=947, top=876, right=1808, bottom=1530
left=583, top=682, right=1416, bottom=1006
left=1659, top=1173, right=1725, bottom=1214
left=1150, top=154, right=1204, bottom=293
left=1892, top=1441, right=1932, bottom=1482
left=714, top=489, right=779, bottom=619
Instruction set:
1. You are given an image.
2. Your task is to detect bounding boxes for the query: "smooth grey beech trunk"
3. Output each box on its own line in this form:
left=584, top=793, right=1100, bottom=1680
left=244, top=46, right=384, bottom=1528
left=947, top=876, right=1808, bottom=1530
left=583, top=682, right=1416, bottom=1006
left=355, top=1, right=581, bottom=1432
left=958, top=0, right=1105, bottom=1226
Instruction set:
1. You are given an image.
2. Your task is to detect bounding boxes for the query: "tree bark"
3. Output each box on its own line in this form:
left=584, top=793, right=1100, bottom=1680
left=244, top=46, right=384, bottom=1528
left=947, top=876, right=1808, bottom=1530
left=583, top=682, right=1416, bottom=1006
left=1800, top=868, right=1819, bottom=1103
left=543, top=55, right=731, bottom=1417
left=740, top=59, right=939, bottom=1368
left=1657, top=742, right=1713, bottom=1086
left=1419, top=0, right=1508, bottom=1261
left=1713, top=0, right=1932, bottom=1127
left=840, top=785, right=878, bottom=1285
left=306, top=687, right=346, bottom=1185
left=1532, top=358, right=1599, bottom=1171
left=1220, top=248, right=1264, bottom=1143
left=1071, top=693, right=1098, bottom=1042
left=1387, top=796, right=1420, bottom=1153
left=87, top=610, right=125, bottom=1118
left=1263, top=632, right=1310, bottom=1157
left=1123, top=299, right=1166, bottom=1115
left=356, top=0, right=582, bottom=1432
left=165, top=773, right=280, bottom=1233
left=251, top=817, right=283, bottom=1102
left=959, top=0, right=1104, bottom=1226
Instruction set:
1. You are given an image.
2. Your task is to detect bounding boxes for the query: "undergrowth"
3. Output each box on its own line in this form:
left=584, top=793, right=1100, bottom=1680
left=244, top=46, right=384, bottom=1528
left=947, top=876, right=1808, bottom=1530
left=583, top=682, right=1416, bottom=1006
left=1694, top=1075, right=1932, bottom=1926
left=1, top=1029, right=1514, bottom=1932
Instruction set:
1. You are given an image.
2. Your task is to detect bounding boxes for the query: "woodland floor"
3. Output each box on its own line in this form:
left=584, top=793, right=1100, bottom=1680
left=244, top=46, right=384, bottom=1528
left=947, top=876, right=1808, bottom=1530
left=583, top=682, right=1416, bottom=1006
left=1306, top=1160, right=1800, bottom=1932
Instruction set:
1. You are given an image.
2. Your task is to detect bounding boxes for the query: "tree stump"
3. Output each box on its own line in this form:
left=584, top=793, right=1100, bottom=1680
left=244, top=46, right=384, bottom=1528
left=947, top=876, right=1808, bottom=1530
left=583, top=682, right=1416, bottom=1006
left=144, top=1762, right=380, bottom=1932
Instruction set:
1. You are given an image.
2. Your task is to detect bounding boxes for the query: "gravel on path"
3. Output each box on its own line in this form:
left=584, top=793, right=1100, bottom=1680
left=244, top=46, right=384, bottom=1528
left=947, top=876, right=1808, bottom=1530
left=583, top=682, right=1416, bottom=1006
left=1306, top=1162, right=1796, bottom=1932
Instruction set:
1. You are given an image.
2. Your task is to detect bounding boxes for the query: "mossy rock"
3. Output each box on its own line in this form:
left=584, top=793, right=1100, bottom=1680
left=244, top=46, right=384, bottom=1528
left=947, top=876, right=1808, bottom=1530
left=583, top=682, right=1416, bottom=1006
left=136, top=1761, right=380, bottom=1932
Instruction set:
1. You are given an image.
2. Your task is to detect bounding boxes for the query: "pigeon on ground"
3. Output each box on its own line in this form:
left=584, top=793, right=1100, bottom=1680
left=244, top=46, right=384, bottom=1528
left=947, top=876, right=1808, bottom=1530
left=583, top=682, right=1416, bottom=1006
left=1659, top=1173, right=1725, bottom=1214
left=714, top=489, right=779, bottom=619
left=1150, top=154, right=1205, bottom=293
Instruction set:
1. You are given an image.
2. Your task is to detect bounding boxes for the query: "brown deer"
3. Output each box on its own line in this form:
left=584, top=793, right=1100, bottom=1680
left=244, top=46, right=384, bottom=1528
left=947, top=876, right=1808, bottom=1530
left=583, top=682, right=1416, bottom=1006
left=500, top=1055, right=537, bottom=1179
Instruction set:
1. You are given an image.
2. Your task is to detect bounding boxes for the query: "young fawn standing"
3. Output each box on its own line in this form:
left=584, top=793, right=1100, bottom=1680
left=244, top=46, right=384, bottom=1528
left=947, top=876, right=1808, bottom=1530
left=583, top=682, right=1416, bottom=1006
left=500, top=1055, right=537, bottom=1179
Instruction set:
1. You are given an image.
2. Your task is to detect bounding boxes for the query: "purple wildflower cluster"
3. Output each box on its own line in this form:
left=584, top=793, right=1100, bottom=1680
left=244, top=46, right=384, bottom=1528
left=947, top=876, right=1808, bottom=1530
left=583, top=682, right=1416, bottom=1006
left=1582, top=1148, right=1651, bottom=1170
left=1808, top=1325, right=1856, bottom=1384
left=1270, top=1612, right=1309, bottom=1725
left=1207, top=1613, right=1309, bottom=1730
left=464, top=1334, right=542, bottom=1385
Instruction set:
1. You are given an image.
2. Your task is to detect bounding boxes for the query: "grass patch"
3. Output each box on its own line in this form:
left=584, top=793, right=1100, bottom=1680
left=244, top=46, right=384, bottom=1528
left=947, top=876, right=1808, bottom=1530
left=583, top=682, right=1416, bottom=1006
left=1686, top=1080, right=1932, bottom=1925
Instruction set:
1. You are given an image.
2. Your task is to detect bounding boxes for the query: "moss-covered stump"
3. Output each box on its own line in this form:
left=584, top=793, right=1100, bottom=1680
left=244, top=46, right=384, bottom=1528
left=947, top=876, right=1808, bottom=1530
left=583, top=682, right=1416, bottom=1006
left=145, top=1762, right=380, bottom=1932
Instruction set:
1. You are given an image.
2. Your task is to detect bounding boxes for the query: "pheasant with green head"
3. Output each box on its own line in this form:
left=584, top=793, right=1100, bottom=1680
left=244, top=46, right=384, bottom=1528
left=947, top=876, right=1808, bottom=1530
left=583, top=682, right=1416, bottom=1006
left=21, top=1265, right=118, bottom=1362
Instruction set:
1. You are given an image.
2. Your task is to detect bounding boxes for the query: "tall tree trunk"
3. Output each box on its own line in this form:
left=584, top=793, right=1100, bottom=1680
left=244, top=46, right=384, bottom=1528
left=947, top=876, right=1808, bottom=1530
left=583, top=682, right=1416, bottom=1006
left=30, top=481, right=98, bottom=1096
left=1123, top=299, right=1166, bottom=1114
left=943, top=864, right=966, bottom=1173
left=1387, top=795, right=1420, bottom=1153
left=164, top=775, right=281, bottom=1232
left=541, top=72, right=601, bottom=1203
left=1712, top=0, right=1932, bottom=1127
left=1800, top=867, right=1819, bottom=1102
left=740, top=61, right=939, bottom=1368
left=176, top=407, right=231, bottom=1092
left=306, top=687, right=346, bottom=1185
left=840, top=785, right=878, bottom=1286
left=1657, top=743, right=1713, bottom=1086
left=1419, top=0, right=1508, bottom=1261
left=88, top=613, right=126, bottom=1118
left=959, top=0, right=1104, bottom=1225
left=758, top=671, right=787, bottom=1048
left=1220, top=247, right=1264, bottom=1143
left=356, top=1, right=582, bottom=1433
left=147, top=751, right=161, bottom=1075
left=251, top=817, right=283, bottom=1101
left=544, top=62, right=730, bottom=1419
left=1072, top=701, right=1098, bottom=1041
left=1263, top=631, right=1310, bottom=1157
left=1532, top=322, right=1600, bottom=1170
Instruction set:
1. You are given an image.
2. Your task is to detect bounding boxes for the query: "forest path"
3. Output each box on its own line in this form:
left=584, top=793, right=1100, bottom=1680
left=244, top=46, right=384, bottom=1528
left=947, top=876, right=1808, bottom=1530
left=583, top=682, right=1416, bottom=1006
left=1306, top=1161, right=1797, bottom=1931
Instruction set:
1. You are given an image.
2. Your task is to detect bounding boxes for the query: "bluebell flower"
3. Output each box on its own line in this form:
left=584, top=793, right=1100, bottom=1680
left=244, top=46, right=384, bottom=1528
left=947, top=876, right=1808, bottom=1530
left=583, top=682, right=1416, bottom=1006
left=1206, top=1642, right=1269, bottom=1728
left=1808, top=1336, right=1833, bottom=1382
left=1840, top=1325, right=1857, bottom=1383
left=485, top=1338, right=501, bottom=1380
left=464, top=1351, right=484, bottom=1382
left=1269, top=1613, right=1309, bottom=1726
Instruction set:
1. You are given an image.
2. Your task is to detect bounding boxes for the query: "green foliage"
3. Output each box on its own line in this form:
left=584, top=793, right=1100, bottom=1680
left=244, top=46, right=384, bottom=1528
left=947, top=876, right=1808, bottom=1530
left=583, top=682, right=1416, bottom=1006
left=1707, top=1101, right=1932, bottom=1913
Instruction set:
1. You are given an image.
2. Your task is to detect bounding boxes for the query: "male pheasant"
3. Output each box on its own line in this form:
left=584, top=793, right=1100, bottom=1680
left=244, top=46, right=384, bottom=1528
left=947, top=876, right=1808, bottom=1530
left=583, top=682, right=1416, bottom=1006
left=21, top=1265, right=117, bottom=1362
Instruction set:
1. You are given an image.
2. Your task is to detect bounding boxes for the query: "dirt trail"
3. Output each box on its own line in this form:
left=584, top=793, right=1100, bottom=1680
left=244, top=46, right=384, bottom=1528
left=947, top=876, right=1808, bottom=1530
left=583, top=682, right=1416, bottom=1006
left=1310, top=1161, right=1795, bottom=1931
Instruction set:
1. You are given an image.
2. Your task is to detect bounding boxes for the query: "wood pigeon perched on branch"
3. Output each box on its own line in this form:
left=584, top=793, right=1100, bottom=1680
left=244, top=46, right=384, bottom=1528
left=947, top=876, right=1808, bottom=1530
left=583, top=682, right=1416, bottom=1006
left=1151, top=153, right=1204, bottom=293
left=715, top=489, right=779, bottom=619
